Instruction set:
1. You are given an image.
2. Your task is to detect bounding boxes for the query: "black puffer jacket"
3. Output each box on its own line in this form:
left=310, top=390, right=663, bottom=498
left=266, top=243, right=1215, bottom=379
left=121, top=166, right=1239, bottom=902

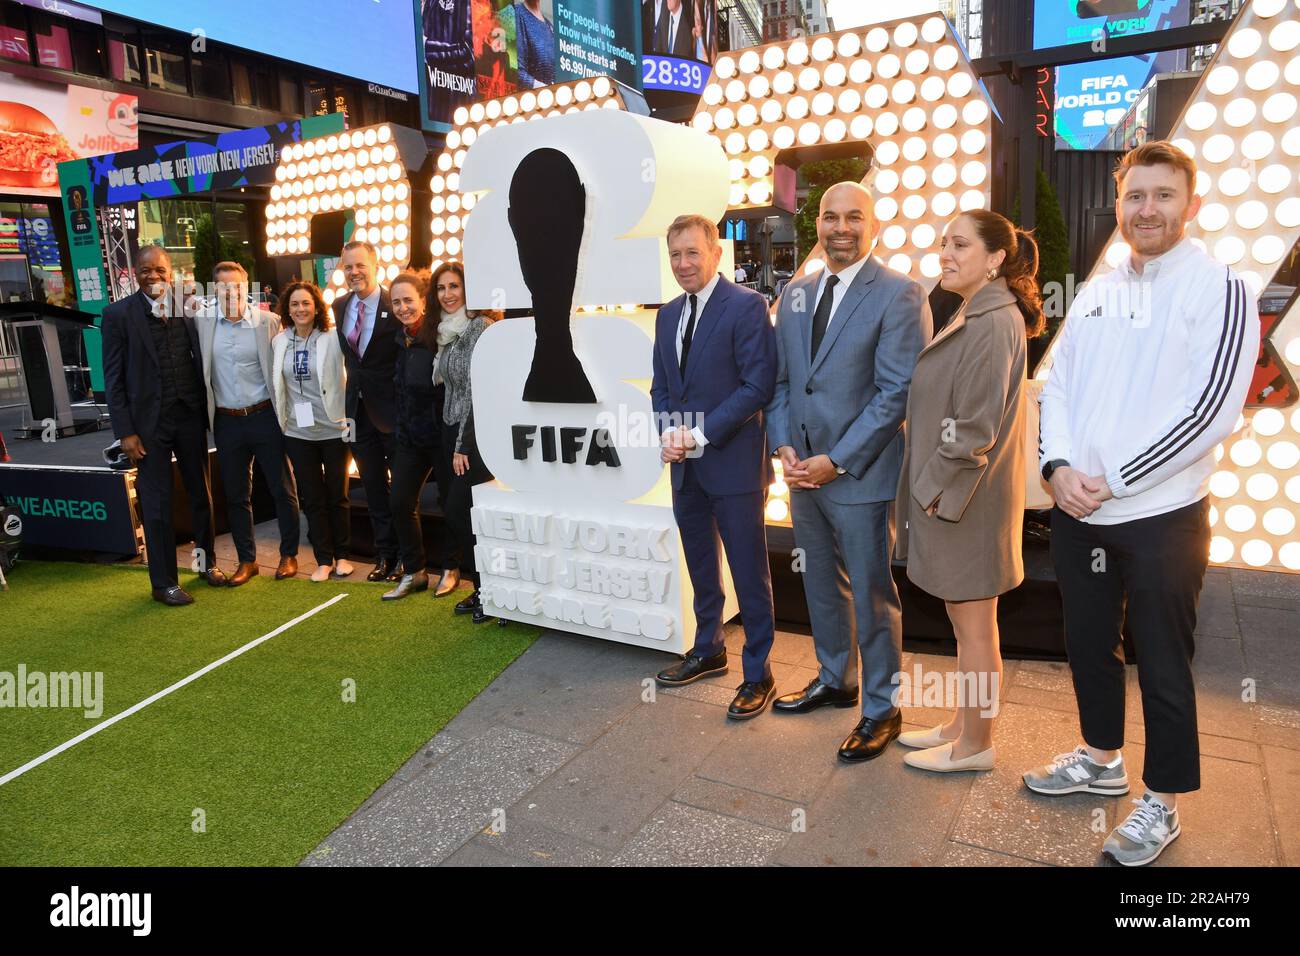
left=393, top=329, right=441, bottom=449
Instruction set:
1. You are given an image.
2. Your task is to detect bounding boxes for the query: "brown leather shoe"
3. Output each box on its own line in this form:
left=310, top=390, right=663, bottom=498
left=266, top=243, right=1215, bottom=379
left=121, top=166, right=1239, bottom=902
left=434, top=568, right=461, bottom=597
left=228, top=562, right=260, bottom=587
left=275, top=555, right=298, bottom=580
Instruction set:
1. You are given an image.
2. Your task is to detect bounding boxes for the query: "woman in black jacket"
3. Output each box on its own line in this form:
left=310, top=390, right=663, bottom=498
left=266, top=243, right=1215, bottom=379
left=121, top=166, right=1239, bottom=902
left=383, top=271, right=444, bottom=600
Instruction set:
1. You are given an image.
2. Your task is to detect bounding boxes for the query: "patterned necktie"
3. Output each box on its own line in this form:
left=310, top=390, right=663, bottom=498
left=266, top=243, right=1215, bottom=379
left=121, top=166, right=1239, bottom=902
left=349, top=300, right=365, bottom=357
left=810, top=274, right=839, bottom=361
left=679, top=293, right=698, bottom=376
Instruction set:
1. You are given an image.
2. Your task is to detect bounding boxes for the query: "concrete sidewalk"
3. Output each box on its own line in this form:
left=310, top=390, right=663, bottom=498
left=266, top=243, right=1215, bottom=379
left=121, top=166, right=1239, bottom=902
left=301, top=565, right=1299, bottom=867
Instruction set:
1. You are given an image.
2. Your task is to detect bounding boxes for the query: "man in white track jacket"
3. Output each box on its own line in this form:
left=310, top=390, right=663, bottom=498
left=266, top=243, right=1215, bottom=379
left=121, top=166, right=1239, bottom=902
left=1024, top=141, right=1260, bottom=867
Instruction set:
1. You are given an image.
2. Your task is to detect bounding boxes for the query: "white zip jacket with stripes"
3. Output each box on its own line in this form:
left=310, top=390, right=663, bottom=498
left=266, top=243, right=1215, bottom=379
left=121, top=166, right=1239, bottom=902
left=1038, top=237, right=1259, bottom=525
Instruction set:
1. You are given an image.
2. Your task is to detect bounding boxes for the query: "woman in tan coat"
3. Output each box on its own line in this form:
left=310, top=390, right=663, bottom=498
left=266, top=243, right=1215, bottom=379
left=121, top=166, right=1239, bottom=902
left=895, top=210, right=1045, bottom=773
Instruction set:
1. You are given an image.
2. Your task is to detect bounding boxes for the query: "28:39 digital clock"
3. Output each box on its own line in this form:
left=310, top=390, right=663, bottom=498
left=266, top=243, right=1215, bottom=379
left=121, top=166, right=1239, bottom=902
left=642, top=54, right=709, bottom=94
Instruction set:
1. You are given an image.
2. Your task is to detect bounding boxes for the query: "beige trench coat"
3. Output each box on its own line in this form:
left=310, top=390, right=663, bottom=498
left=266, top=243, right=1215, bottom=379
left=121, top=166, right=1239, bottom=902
left=895, top=278, right=1027, bottom=601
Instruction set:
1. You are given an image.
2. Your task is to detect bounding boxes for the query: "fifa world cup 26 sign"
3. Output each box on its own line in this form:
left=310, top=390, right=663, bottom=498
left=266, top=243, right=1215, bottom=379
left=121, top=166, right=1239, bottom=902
left=461, top=110, right=737, bottom=649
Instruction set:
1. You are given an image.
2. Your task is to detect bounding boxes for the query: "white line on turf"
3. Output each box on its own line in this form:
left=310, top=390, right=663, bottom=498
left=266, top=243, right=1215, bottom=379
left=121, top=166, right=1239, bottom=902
left=0, top=593, right=349, bottom=788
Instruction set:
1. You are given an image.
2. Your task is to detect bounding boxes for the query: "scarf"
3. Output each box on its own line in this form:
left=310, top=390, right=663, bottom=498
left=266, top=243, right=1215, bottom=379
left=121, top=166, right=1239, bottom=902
left=434, top=306, right=470, bottom=384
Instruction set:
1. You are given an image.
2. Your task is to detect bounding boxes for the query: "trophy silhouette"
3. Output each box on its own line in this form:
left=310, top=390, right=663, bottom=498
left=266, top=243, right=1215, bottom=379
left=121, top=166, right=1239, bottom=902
left=507, top=147, right=598, bottom=404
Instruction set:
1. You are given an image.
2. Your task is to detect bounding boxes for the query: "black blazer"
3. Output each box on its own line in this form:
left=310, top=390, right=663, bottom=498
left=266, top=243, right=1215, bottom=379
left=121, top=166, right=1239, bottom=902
left=333, top=288, right=399, bottom=433
left=101, top=290, right=206, bottom=443
left=657, top=6, right=695, bottom=58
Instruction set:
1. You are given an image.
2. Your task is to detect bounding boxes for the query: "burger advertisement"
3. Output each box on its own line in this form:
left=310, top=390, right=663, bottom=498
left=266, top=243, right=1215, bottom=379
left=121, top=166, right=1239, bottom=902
left=0, top=75, right=138, bottom=196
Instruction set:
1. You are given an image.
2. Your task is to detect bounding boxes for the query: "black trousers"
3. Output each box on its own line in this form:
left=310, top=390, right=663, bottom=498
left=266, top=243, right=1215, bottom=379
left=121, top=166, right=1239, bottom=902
left=285, top=436, right=351, bottom=565
left=351, top=399, right=398, bottom=562
left=1050, top=498, right=1211, bottom=794
left=135, top=403, right=215, bottom=591
left=214, top=405, right=300, bottom=563
left=389, top=439, right=444, bottom=574
left=441, top=423, right=492, bottom=587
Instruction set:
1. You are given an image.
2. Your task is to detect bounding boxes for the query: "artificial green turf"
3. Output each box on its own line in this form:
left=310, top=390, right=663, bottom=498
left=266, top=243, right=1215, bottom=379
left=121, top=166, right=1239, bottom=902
left=0, top=560, right=537, bottom=865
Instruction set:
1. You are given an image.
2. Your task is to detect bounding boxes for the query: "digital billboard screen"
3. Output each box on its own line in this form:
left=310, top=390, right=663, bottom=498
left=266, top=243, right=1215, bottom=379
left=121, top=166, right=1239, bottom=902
left=80, top=1, right=420, bottom=93
left=642, top=0, right=717, bottom=94
left=1034, top=0, right=1190, bottom=49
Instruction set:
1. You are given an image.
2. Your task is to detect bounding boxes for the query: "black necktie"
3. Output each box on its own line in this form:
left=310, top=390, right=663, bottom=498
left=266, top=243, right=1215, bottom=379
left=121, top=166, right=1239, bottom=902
left=809, top=274, right=839, bottom=361
left=679, top=293, right=698, bottom=376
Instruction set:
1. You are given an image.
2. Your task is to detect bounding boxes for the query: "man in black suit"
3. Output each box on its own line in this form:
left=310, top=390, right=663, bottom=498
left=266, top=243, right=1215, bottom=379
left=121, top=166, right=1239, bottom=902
left=332, top=240, right=401, bottom=581
left=654, top=0, right=695, bottom=58
left=101, top=246, right=227, bottom=605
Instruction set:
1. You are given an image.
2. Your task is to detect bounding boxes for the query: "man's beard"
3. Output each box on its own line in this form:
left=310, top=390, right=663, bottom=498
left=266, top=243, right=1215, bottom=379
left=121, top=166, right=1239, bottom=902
left=1123, top=217, right=1182, bottom=254
left=824, top=240, right=861, bottom=264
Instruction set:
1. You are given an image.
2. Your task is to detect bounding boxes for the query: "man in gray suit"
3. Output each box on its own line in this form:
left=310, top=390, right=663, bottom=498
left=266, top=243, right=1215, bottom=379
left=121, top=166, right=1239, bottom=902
left=766, top=182, right=932, bottom=762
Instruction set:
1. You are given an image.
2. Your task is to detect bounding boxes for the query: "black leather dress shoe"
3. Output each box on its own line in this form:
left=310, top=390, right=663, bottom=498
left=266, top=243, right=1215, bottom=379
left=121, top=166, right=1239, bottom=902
left=385, top=562, right=404, bottom=582
left=200, top=567, right=228, bottom=587
left=655, top=649, right=727, bottom=687
left=367, top=559, right=394, bottom=583
left=454, top=590, right=481, bottom=615
left=773, top=677, right=859, bottom=714
left=728, top=675, right=776, bottom=720
left=152, top=585, right=194, bottom=606
left=837, top=712, right=903, bottom=763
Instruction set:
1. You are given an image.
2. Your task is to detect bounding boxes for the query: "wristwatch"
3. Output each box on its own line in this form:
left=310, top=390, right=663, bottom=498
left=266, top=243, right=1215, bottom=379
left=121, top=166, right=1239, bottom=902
left=1041, top=459, right=1069, bottom=481
left=831, top=458, right=846, bottom=476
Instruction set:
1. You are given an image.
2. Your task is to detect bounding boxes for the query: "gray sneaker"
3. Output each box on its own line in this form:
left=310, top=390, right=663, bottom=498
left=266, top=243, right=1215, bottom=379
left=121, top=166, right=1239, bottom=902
left=1103, top=794, right=1180, bottom=866
left=1022, top=747, right=1130, bottom=796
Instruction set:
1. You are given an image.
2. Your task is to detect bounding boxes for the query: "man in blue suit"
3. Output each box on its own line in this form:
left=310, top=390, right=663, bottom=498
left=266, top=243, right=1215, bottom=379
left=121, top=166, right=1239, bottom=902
left=766, top=182, right=932, bottom=761
left=650, top=214, right=779, bottom=720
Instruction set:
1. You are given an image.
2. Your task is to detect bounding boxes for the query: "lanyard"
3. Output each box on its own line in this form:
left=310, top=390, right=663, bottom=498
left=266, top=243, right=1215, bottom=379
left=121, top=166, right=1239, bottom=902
left=292, top=330, right=312, bottom=400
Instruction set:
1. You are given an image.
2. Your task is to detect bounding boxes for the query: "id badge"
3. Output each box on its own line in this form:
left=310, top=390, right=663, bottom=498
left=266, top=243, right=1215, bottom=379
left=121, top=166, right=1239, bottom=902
left=293, top=349, right=310, bottom=377
left=294, top=402, right=315, bottom=429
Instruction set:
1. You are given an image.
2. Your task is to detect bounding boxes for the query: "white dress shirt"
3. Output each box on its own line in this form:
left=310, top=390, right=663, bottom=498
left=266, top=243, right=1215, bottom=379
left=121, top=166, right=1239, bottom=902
left=344, top=287, right=382, bottom=356
left=675, top=271, right=721, bottom=447
left=212, top=302, right=269, bottom=409
left=811, top=253, right=870, bottom=334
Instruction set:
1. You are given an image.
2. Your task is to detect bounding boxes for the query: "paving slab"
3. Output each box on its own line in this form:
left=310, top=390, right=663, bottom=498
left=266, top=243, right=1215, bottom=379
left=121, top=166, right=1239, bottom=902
left=1261, top=745, right=1300, bottom=866
left=468, top=817, right=612, bottom=866
left=773, top=748, right=973, bottom=867
left=691, top=700, right=856, bottom=805
left=1240, top=605, right=1300, bottom=710
left=302, top=725, right=578, bottom=866
left=440, top=633, right=645, bottom=745
left=1230, top=568, right=1300, bottom=601
left=441, top=842, right=536, bottom=867
left=506, top=694, right=736, bottom=850
left=672, top=777, right=804, bottom=832
left=609, top=802, right=789, bottom=867
left=939, top=841, right=1050, bottom=866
